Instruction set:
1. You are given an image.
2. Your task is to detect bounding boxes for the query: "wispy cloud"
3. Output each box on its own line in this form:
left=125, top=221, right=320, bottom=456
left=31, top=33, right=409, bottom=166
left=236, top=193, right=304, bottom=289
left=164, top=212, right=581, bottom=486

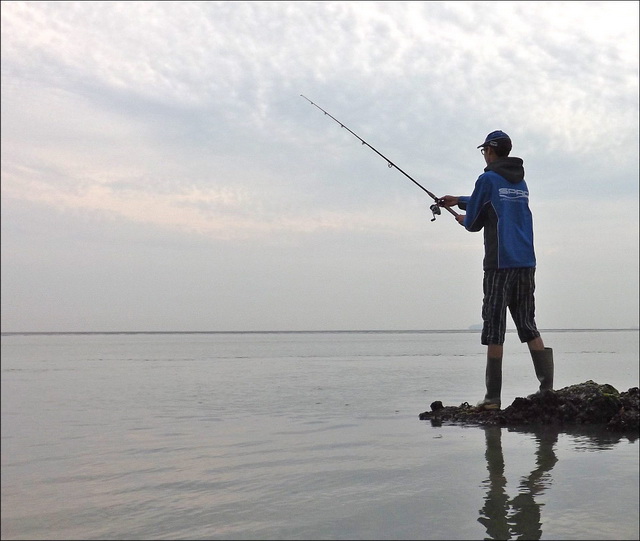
left=1, top=1, right=637, bottom=330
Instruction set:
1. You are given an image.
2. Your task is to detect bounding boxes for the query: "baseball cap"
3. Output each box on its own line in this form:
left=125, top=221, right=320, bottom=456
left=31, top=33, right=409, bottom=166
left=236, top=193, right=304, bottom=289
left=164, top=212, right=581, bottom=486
left=477, top=130, right=512, bottom=149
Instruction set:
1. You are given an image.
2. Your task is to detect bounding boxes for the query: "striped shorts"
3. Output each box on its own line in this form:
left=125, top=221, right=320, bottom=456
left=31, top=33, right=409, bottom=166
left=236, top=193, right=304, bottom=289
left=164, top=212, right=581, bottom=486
left=481, top=267, right=541, bottom=346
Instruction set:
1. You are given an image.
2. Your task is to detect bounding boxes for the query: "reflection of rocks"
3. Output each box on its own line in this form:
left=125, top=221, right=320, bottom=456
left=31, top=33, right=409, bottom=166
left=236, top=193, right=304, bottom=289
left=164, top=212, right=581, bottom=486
left=420, top=381, right=639, bottom=436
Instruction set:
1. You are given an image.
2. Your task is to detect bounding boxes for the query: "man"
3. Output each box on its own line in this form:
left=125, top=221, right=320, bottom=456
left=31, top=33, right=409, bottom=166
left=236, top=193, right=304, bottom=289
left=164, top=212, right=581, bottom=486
left=438, top=130, right=553, bottom=410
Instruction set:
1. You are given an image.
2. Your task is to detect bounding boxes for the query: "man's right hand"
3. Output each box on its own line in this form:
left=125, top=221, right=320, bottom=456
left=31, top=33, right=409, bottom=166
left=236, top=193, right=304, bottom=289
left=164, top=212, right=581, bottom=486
left=438, top=195, right=460, bottom=208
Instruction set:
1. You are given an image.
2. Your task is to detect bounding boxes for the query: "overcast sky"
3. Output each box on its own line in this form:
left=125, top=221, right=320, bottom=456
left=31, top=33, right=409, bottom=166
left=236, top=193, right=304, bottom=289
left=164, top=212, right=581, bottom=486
left=1, top=1, right=638, bottom=332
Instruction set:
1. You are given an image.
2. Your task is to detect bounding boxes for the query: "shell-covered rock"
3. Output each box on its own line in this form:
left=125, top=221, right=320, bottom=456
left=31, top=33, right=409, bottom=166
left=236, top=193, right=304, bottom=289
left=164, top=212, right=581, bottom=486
left=419, top=380, right=639, bottom=434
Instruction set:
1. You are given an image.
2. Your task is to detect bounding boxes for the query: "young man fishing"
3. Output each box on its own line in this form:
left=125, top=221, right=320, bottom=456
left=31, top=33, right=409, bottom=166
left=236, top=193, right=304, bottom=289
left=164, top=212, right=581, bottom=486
left=438, top=131, right=554, bottom=410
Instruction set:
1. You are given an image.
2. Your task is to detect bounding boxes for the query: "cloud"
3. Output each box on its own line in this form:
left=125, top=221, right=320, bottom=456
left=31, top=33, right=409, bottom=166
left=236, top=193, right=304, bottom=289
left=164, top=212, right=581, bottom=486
left=1, top=1, right=638, bottom=331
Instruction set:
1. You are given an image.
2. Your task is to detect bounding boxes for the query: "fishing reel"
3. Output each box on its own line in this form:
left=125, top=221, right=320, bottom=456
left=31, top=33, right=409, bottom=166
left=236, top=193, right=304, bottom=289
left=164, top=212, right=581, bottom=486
left=429, top=203, right=442, bottom=222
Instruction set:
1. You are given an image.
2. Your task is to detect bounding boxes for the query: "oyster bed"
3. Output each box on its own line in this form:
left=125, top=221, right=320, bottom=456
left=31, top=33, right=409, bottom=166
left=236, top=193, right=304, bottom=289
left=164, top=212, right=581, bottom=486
left=419, top=380, right=639, bottom=434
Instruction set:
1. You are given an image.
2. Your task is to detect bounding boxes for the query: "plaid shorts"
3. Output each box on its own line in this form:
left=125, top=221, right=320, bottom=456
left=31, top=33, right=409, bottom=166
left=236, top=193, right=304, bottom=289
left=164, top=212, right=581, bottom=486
left=481, top=267, right=541, bottom=346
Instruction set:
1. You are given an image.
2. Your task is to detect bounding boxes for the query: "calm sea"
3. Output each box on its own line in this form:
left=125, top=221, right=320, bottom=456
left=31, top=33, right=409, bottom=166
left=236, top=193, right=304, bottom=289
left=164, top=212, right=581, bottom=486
left=1, top=329, right=638, bottom=540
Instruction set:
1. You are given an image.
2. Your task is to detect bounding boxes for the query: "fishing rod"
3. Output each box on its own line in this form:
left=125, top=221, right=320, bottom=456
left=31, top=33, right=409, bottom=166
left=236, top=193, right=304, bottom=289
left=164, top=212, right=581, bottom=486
left=300, top=95, right=458, bottom=222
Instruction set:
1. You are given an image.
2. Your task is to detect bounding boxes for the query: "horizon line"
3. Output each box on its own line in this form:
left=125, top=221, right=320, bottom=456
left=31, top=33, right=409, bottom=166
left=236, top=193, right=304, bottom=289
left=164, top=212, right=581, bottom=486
left=2, top=327, right=639, bottom=336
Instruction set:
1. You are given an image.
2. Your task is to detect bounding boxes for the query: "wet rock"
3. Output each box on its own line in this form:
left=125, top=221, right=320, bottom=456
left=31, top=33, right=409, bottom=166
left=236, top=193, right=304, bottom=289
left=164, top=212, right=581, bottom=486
left=419, top=380, right=639, bottom=434
left=430, top=400, right=444, bottom=411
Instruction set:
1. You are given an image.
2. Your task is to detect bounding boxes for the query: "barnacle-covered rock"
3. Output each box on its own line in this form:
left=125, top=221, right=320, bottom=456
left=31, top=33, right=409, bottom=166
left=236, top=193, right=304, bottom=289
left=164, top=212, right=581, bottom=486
left=419, top=380, right=639, bottom=435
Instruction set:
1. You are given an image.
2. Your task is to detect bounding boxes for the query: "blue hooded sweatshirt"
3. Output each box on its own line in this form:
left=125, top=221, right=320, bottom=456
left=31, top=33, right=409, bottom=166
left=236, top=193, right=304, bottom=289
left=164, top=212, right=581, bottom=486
left=458, top=157, right=536, bottom=270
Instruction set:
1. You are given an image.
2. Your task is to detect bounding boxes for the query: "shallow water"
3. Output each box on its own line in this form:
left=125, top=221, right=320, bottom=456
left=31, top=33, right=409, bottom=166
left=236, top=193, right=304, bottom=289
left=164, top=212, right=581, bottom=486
left=1, top=330, right=638, bottom=539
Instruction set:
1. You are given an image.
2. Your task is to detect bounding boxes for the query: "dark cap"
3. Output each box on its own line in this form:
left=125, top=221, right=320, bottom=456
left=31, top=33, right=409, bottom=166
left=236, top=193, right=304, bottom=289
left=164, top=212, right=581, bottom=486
left=477, top=130, right=512, bottom=150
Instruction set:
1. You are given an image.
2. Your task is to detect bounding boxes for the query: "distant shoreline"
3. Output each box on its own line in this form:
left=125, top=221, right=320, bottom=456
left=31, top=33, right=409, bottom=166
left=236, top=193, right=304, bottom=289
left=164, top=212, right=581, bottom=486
left=2, top=328, right=639, bottom=337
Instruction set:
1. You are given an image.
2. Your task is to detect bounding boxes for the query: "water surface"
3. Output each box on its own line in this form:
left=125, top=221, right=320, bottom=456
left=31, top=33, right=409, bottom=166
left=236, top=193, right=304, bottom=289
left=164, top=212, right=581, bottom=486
left=2, top=330, right=638, bottom=539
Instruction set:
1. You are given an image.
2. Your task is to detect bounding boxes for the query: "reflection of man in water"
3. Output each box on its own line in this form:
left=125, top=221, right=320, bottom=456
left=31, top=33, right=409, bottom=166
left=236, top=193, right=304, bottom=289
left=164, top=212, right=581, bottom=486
left=478, top=426, right=559, bottom=540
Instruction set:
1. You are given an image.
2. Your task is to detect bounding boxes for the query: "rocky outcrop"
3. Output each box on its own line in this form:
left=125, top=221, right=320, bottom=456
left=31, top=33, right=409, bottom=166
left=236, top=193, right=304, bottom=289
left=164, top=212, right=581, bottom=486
left=419, top=380, right=639, bottom=434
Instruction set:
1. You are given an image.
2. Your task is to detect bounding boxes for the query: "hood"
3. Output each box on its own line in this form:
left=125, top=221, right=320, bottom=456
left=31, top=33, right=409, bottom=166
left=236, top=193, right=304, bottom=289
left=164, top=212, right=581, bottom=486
left=485, top=157, right=524, bottom=184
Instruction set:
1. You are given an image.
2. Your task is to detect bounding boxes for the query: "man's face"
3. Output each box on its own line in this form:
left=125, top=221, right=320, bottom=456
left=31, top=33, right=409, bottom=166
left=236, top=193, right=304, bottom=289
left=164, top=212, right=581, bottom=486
left=481, top=146, right=495, bottom=164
